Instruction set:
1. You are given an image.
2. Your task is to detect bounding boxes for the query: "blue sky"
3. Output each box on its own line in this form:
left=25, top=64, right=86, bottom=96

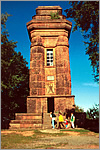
left=1, top=1, right=99, bottom=112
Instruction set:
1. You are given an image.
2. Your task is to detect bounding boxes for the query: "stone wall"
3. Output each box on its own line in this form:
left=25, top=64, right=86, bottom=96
left=55, top=96, right=74, bottom=113
left=30, top=36, right=45, bottom=96
left=56, top=34, right=71, bottom=94
left=27, top=97, right=47, bottom=113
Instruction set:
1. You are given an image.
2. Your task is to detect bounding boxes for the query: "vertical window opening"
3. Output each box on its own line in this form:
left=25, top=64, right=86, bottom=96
left=47, top=49, right=53, bottom=66
left=47, top=97, right=54, bottom=113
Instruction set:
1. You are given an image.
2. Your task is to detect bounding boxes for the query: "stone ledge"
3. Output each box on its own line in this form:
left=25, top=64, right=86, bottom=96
left=9, top=123, right=42, bottom=129
left=15, top=113, right=42, bottom=116
left=27, top=95, right=75, bottom=98
left=36, top=6, right=62, bottom=10
left=27, top=19, right=72, bottom=26
left=10, top=120, right=42, bottom=124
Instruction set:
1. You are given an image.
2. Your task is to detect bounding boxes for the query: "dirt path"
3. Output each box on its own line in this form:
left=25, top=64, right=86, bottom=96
left=1, top=130, right=34, bottom=136
left=1, top=129, right=83, bottom=136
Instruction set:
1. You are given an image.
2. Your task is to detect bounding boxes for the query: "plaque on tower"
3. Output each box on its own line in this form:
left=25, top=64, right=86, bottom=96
left=47, top=76, right=54, bottom=81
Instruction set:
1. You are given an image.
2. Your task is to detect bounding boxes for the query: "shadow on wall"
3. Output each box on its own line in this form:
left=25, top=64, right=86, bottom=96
left=84, top=118, right=99, bottom=133
left=74, top=112, right=86, bottom=128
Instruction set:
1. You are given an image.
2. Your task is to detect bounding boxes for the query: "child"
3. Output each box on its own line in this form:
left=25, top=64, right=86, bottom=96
left=64, top=119, right=69, bottom=129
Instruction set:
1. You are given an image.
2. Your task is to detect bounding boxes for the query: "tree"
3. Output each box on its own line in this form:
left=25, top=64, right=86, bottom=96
left=75, top=105, right=84, bottom=113
left=1, top=13, right=29, bottom=128
left=65, top=1, right=99, bottom=83
left=86, top=104, right=99, bottom=120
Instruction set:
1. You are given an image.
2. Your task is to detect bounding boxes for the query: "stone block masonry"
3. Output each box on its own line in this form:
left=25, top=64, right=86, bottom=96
left=26, top=6, right=75, bottom=115
left=10, top=6, right=75, bottom=129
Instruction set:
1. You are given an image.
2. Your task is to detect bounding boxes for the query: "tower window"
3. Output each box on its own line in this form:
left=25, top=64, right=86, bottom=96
left=47, top=49, right=53, bottom=66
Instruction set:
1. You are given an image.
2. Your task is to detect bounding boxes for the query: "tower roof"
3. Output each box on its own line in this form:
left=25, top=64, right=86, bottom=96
left=36, top=6, right=62, bottom=16
left=27, top=6, right=72, bottom=40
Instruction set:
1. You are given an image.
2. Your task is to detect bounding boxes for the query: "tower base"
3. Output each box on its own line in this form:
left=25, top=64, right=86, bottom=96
left=9, top=95, right=75, bottom=129
left=27, top=95, right=75, bottom=113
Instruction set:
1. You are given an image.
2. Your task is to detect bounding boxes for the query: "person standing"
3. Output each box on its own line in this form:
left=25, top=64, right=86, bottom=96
left=58, top=112, right=65, bottom=129
left=50, top=112, right=56, bottom=129
left=71, top=113, right=75, bottom=128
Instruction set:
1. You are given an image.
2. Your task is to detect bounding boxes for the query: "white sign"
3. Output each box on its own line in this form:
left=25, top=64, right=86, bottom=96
left=47, top=76, right=54, bottom=81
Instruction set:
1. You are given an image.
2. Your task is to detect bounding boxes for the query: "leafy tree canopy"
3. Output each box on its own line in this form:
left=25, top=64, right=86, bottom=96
left=75, top=105, right=84, bottom=113
left=65, top=1, right=99, bottom=83
left=1, top=13, right=29, bottom=124
left=86, top=104, right=99, bottom=120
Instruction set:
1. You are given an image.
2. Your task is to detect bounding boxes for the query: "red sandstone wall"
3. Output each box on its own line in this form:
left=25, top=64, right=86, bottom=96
left=29, top=36, right=45, bottom=96
left=55, top=35, right=71, bottom=95
left=27, top=97, right=47, bottom=113
left=54, top=96, right=74, bottom=113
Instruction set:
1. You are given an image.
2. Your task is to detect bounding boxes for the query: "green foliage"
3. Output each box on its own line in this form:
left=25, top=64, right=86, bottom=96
left=65, top=1, right=99, bottom=83
left=60, top=128, right=90, bottom=133
left=1, top=12, right=11, bottom=29
left=50, top=11, right=60, bottom=19
left=75, top=105, right=84, bottom=112
left=1, top=13, right=29, bottom=126
left=86, top=104, right=99, bottom=120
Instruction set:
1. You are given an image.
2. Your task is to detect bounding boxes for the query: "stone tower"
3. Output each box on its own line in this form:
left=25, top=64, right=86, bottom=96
left=26, top=6, right=75, bottom=114
left=9, top=6, right=75, bottom=129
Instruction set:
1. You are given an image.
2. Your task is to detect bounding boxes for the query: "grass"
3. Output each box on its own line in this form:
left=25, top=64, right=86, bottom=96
left=60, top=128, right=90, bottom=132
left=1, top=128, right=99, bottom=149
left=1, top=133, right=35, bottom=149
left=60, top=128, right=92, bottom=135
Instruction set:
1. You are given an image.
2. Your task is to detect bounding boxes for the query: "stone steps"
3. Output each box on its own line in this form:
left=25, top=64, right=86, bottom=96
left=9, top=113, right=58, bottom=129
left=9, top=113, right=43, bottom=129
left=15, top=113, right=42, bottom=120
left=9, top=123, right=42, bottom=129
left=10, top=119, right=42, bottom=124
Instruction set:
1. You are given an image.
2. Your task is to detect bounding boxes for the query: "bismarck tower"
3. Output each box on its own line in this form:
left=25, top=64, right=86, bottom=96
left=26, top=6, right=75, bottom=114
left=10, top=6, right=75, bottom=129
